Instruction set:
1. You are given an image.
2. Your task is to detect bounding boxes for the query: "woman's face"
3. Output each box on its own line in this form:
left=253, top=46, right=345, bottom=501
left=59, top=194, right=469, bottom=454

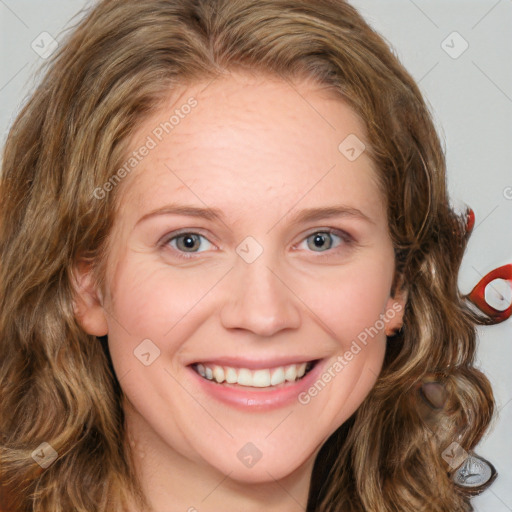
left=76, top=72, right=406, bottom=484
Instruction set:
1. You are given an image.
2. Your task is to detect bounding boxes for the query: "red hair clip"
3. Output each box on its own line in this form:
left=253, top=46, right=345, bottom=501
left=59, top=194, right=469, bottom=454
left=465, top=207, right=475, bottom=234
left=467, top=264, right=512, bottom=323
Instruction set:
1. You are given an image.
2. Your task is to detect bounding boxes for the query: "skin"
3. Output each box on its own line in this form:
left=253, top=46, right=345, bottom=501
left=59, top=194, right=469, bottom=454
left=73, top=72, right=407, bottom=512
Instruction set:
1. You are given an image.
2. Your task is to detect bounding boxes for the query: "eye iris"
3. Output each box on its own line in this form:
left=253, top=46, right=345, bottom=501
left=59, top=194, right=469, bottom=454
left=308, top=232, right=332, bottom=251
left=177, top=234, right=200, bottom=251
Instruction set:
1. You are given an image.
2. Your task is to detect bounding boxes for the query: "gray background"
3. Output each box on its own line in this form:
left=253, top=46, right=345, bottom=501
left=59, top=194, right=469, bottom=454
left=1, top=1, right=511, bottom=510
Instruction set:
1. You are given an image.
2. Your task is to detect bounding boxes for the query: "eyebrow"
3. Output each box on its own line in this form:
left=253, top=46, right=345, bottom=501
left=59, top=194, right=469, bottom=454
left=135, top=203, right=375, bottom=226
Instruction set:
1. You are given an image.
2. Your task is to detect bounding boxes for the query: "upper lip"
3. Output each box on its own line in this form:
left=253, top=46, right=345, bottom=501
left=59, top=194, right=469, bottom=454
left=188, top=356, right=320, bottom=370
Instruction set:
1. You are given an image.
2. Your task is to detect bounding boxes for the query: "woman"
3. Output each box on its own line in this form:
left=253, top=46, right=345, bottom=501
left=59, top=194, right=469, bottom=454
left=0, top=0, right=496, bottom=510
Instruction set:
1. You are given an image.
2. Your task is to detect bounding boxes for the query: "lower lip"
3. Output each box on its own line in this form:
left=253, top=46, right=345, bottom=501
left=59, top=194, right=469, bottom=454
left=188, top=360, right=325, bottom=411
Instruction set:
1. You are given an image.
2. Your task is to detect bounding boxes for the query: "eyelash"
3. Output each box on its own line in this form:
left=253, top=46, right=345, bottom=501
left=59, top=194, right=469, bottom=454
left=159, top=228, right=356, bottom=261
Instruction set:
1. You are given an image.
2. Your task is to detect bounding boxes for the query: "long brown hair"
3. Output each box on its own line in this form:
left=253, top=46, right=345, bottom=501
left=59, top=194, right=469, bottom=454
left=0, top=1, right=495, bottom=510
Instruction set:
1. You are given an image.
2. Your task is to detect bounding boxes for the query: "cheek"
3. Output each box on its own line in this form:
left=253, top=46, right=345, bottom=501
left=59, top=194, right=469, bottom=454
left=298, top=261, right=394, bottom=344
left=103, top=254, right=234, bottom=387
left=292, top=260, right=391, bottom=417
left=331, top=337, right=386, bottom=420
left=107, top=254, right=220, bottom=337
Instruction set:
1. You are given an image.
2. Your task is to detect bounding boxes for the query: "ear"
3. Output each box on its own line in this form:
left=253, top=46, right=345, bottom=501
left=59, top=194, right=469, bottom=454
left=70, top=259, right=109, bottom=337
left=384, top=274, right=408, bottom=337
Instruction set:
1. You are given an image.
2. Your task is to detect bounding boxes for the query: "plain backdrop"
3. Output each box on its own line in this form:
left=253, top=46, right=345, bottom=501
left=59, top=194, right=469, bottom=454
left=1, top=1, right=511, bottom=511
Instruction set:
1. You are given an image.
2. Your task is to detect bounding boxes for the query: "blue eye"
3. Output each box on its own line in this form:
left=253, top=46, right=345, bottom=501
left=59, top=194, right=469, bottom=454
left=161, top=228, right=354, bottom=260
left=299, top=230, right=350, bottom=253
left=165, top=232, right=213, bottom=258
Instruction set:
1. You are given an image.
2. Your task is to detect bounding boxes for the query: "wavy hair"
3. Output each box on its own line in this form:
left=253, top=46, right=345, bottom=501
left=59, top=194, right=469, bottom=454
left=0, top=0, right=495, bottom=510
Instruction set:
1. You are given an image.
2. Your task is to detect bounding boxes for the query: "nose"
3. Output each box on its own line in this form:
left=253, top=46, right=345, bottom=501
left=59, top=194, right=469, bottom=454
left=219, top=257, right=302, bottom=337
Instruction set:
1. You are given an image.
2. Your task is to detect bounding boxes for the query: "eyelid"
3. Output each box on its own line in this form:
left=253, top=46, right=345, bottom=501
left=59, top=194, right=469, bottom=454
left=299, top=227, right=354, bottom=243
left=158, top=227, right=217, bottom=246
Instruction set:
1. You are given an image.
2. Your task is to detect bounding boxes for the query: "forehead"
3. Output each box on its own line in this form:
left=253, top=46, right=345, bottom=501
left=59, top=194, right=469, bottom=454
left=114, top=72, right=384, bottom=225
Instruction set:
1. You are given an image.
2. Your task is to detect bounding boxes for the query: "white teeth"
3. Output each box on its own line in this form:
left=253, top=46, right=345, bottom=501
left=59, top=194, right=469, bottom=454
left=252, top=369, right=271, bottom=387
left=212, top=365, right=225, bottom=383
left=297, top=362, right=307, bottom=378
left=270, top=367, right=285, bottom=386
left=237, top=368, right=253, bottom=386
left=225, top=367, right=238, bottom=384
left=284, top=365, right=297, bottom=382
left=194, top=361, right=313, bottom=388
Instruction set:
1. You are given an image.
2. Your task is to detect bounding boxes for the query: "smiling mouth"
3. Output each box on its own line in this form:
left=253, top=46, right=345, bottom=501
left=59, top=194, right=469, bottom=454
left=191, top=360, right=318, bottom=388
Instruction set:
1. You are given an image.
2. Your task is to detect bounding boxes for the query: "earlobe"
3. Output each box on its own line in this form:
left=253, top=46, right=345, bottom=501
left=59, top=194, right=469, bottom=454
left=384, top=285, right=408, bottom=337
left=70, top=260, right=109, bottom=337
